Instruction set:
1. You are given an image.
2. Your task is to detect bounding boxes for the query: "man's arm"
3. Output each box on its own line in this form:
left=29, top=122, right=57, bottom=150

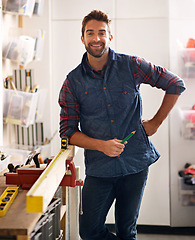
left=142, top=93, right=179, bottom=136
left=70, top=131, right=126, bottom=157
left=59, top=79, right=126, bottom=157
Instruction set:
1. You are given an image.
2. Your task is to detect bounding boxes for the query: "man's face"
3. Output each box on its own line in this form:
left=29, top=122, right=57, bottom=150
left=81, top=20, right=113, bottom=58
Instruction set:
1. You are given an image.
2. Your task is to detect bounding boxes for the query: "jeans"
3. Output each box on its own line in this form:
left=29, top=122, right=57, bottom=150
left=79, top=168, right=149, bottom=240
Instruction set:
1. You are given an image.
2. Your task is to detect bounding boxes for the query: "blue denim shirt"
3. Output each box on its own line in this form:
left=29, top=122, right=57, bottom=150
left=59, top=49, right=185, bottom=177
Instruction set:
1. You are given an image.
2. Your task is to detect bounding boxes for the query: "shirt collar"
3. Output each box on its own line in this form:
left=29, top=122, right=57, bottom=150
left=82, top=48, right=116, bottom=74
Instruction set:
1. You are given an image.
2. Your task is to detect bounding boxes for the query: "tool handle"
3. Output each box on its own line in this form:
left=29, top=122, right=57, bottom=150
left=79, top=184, right=83, bottom=215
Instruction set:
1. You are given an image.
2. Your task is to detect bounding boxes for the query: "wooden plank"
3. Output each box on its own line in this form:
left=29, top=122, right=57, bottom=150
left=61, top=210, right=66, bottom=240
left=18, top=15, right=23, bottom=28
left=26, top=146, right=74, bottom=213
left=17, top=236, right=30, bottom=240
left=62, top=186, right=66, bottom=205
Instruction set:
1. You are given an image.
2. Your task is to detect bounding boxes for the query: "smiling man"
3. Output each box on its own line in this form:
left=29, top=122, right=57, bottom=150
left=59, top=10, right=185, bottom=240
left=81, top=19, right=113, bottom=60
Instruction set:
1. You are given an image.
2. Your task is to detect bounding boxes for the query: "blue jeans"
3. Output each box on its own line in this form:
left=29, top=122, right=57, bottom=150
left=79, top=168, right=149, bottom=240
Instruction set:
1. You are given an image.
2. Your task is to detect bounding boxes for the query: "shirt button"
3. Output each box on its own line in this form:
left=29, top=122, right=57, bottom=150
left=108, top=104, right=111, bottom=107
left=111, top=120, right=114, bottom=123
left=124, top=91, right=127, bottom=94
left=104, top=87, right=106, bottom=90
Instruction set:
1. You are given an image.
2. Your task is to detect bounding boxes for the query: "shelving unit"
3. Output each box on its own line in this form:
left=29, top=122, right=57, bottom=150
left=169, top=41, right=195, bottom=226
left=1, top=5, right=49, bottom=169
left=0, top=2, right=68, bottom=239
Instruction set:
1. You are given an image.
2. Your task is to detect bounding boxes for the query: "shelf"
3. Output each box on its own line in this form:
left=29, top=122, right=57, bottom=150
left=178, top=48, right=195, bottom=79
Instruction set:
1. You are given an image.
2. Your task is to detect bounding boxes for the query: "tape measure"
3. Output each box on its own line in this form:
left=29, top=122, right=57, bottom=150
left=61, top=137, right=68, bottom=149
left=0, top=187, right=19, bottom=217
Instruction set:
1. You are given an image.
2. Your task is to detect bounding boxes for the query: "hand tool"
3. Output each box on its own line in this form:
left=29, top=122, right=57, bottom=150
left=0, top=187, right=19, bottom=217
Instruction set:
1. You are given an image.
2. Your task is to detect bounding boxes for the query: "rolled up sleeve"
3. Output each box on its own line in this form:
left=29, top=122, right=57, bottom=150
left=132, top=56, right=186, bottom=94
left=58, top=78, right=80, bottom=140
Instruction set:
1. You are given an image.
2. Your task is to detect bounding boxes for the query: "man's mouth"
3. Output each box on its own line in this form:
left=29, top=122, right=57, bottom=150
left=90, top=43, right=102, bottom=48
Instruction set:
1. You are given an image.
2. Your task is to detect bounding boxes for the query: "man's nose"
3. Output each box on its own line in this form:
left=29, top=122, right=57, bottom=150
left=93, top=34, right=100, bottom=42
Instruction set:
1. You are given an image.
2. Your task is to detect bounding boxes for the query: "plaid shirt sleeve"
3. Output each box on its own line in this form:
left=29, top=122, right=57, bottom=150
left=132, top=56, right=186, bottom=94
left=58, top=78, right=80, bottom=140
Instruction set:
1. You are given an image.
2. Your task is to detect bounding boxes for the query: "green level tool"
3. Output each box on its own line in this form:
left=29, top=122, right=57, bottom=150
left=0, top=187, right=19, bottom=217
left=121, top=130, right=136, bottom=144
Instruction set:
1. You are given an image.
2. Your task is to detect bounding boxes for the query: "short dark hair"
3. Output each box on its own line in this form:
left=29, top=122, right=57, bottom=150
left=82, top=10, right=111, bottom=37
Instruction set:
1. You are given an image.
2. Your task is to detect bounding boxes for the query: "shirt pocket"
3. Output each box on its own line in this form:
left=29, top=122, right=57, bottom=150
left=79, top=87, right=104, bottom=115
left=109, top=84, right=136, bottom=112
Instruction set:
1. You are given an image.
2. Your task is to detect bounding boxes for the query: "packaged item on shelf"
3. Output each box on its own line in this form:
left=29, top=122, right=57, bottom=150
left=178, top=163, right=195, bottom=206
left=20, top=35, right=36, bottom=66
left=178, top=38, right=195, bottom=79
left=3, top=88, right=39, bottom=127
left=179, top=163, right=195, bottom=185
left=2, top=28, right=45, bottom=66
left=33, top=0, right=44, bottom=16
left=180, top=106, right=195, bottom=139
left=33, top=29, right=45, bottom=62
left=2, top=0, right=36, bottom=17
left=3, top=35, right=36, bottom=66
left=185, top=38, right=195, bottom=63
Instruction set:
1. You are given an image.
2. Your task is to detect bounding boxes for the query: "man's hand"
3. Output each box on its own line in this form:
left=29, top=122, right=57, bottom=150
left=70, top=132, right=126, bottom=157
left=142, top=119, right=159, bottom=136
left=142, top=93, right=180, bottom=136
left=101, top=139, right=126, bottom=157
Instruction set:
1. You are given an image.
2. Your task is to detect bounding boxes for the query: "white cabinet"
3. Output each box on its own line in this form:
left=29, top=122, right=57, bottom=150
left=116, top=0, right=168, bottom=19
left=51, top=0, right=115, bottom=20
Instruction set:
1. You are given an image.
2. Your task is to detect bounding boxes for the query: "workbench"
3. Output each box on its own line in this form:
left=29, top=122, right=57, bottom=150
left=0, top=170, right=67, bottom=240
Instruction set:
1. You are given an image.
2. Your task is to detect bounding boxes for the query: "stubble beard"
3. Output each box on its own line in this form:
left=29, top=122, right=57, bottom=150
left=85, top=42, right=108, bottom=58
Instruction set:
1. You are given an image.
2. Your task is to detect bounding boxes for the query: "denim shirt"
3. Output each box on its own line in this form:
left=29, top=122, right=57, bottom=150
left=59, top=49, right=185, bottom=177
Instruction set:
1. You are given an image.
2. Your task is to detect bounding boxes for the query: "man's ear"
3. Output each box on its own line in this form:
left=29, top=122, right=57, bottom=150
left=109, top=35, right=113, bottom=42
left=81, top=36, right=84, bottom=44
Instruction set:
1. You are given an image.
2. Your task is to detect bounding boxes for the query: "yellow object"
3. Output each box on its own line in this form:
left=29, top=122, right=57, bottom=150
left=26, top=196, right=43, bottom=213
left=0, top=187, right=19, bottom=217
left=31, top=84, right=39, bottom=93
left=61, top=137, right=68, bottom=149
left=26, top=146, right=74, bottom=213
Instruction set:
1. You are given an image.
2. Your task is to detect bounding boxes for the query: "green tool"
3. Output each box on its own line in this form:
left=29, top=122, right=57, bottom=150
left=121, top=131, right=136, bottom=144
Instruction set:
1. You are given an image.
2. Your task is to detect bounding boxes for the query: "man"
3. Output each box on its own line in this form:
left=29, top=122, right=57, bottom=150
left=59, top=10, right=185, bottom=240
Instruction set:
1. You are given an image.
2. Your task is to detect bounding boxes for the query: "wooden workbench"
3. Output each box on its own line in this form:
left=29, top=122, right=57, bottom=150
left=0, top=171, right=42, bottom=239
left=0, top=146, right=75, bottom=240
left=0, top=171, right=67, bottom=240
